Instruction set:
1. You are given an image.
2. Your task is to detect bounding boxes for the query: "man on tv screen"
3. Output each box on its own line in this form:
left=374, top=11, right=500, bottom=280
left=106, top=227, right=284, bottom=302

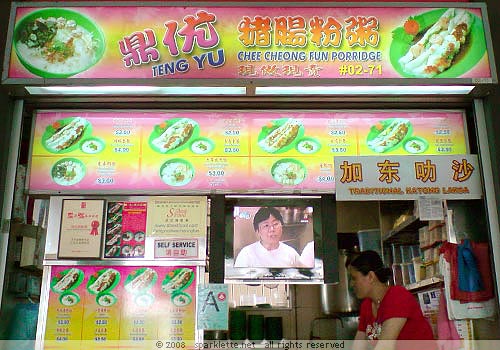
left=234, top=207, right=303, bottom=268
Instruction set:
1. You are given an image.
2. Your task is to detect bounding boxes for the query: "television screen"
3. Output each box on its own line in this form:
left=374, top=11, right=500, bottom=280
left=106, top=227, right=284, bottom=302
left=224, top=196, right=324, bottom=282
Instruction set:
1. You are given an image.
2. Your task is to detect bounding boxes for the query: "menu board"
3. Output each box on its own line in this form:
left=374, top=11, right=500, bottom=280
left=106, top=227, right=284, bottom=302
left=29, top=110, right=468, bottom=193
left=6, top=6, right=492, bottom=81
left=45, top=265, right=197, bottom=349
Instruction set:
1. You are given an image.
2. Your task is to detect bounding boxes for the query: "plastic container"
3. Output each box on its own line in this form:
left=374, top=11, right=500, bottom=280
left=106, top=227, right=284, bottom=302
left=229, top=310, right=246, bottom=340
left=357, top=229, right=381, bottom=255
left=412, top=257, right=423, bottom=282
left=401, top=263, right=411, bottom=285
left=391, top=244, right=402, bottom=264
left=419, top=226, right=429, bottom=247
left=247, top=314, right=265, bottom=341
left=407, top=262, right=416, bottom=284
left=400, top=245, right=412, bottom=263
left=392, top=264, right=403, bottom=286
left=410, top=245, right=421, bottom=259
left=265, top=317, right=283, bottom=340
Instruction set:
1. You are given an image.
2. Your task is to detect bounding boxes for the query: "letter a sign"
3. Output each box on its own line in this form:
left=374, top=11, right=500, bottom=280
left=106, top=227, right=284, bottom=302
left=197, top=284, right=228, bottom=330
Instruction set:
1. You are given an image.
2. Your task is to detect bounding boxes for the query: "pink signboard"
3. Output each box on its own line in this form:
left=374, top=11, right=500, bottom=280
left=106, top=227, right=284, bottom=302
left=5, top=5, right=492, bottom=81
left=29, top=110, right=467, bottom=192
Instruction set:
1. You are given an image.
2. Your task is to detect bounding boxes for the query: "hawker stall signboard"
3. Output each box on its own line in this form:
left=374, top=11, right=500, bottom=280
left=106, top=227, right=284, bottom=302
left=3, top=4, right=494, bottom=82
left=334, top=155, right=482, bottom=201
left=29, top=110, right=469, bottom=193
left=58, top=199, right=105, bottom=258
left=45, top=265, right=197, bottom=350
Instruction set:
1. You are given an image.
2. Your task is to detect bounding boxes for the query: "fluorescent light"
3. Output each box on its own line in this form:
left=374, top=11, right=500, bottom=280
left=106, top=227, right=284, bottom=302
left=25, top=84, right=475, bottom=96
left=25, top=86, right=247, bottom=95
left=255, top=85, right=474, bottom=95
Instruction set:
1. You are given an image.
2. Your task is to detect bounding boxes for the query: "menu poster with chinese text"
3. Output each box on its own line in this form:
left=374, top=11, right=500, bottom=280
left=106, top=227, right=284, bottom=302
left=7, top=6, right=492, bottom=80
left=29, top=110, right=467, bottom=193
left=58, top=199, right=105, bottom=258
left=45, top=265, right=197, bottom=349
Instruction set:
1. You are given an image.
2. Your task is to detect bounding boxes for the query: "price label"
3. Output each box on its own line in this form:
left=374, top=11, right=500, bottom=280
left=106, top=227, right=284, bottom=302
left=207, top=170, right=225, bottom=177
left=96, top=177, right=115, bottom=185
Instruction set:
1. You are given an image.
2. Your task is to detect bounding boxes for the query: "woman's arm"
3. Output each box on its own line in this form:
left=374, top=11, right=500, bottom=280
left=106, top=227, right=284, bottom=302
left=373, top=317, right=407, bottom=350
left=352, top=331, right=369, bottom=350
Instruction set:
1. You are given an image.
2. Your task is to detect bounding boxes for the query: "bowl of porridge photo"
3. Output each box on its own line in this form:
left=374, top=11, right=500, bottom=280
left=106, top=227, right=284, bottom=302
left=13, top=8, right=105, bottom=78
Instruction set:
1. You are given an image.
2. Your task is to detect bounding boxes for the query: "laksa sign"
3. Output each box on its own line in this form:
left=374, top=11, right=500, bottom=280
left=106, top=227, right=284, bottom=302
left=334, top=155, right=482, bottom=201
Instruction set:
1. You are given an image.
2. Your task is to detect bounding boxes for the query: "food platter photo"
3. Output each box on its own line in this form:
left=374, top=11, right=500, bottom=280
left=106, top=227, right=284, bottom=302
left=149, top=118, right=200, bottom=154
left=13, top=8, right=106, bottom=78
left=51, top=268, right=84, bottom=294
left=51, top=157, right=86, bottom=186
left=124, top=267, right=158, bottom=294
left=390, top=8, right=486, bottom=78
left=258, top=118, right=304, bottom=154
left=86, top=268, right=120, bottom=295
left=366, top=118, right=413, bottom=153
left=42, top=117, right=92, bottom=153
left=161, top=268, right=194, bottom=295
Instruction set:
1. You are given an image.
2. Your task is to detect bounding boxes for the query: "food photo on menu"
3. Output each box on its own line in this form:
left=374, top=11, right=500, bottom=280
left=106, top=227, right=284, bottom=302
left=391, top=7, right=486, bottom=78
left=366, top=118, right=429, bottom=154
left=13, top=8, right=105, bottom=78
left=162, top=268, right=194, bottom=307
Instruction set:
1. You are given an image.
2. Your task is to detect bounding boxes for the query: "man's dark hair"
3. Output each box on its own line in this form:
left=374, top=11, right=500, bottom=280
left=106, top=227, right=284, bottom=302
left=253, top=207, right=284, bottom=231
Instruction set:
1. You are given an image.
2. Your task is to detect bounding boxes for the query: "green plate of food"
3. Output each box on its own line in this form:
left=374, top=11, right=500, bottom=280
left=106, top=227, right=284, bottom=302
left=366, top=118, right=413, bottom=153
left=87, top=268, right=120, bottom=295
left=258, top=118, right=304, bottom=154
left=51, top=268, right=84, bottom=293
left=296, top=137, right=321, bottom=154
left=80, top=137, right=105, bottom=154
left=404, top=136, right=429, bottom=154
left=149, top=118, right=200, bottom=154
left=59, top=291, right=80, bottom=306
left=96, top=292, right=117, bottom=307
left=190, top=137, right=215, bottom=154
left=159, top=158, right=195, bottom=186
left=161, top=268, right=194, bottom=295
left=271, top=158, right=307, bottom=186
left=13, top=8, right=105, bottom=78
left=171, top=292, right=192, bottom=307
left=124, top=267, right=158, bottom=294
left=51, top=157, right=86, bottom=186
left=42, top=117, right=92, bottom=153
left=390, top=8, right=486, bottom=78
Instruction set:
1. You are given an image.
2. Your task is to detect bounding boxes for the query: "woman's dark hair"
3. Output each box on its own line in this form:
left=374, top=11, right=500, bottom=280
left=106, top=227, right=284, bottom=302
left=347, top=250, right=392, bottom=284
left=253, top=207, right=284, bottom=231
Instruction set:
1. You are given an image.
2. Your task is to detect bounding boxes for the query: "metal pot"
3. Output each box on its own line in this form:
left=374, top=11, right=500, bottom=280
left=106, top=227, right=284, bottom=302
left=320, top=249, right=359, bottom=314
